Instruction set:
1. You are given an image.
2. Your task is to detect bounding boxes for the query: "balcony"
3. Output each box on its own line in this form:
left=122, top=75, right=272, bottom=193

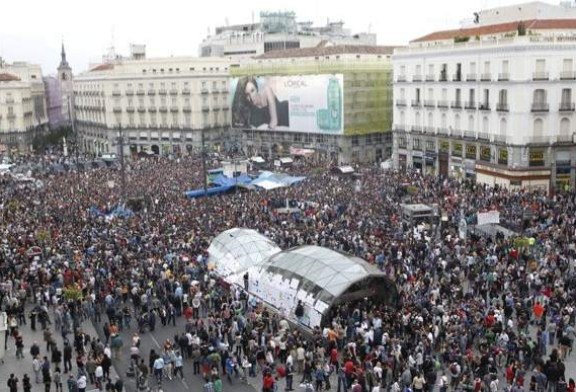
left=169, top=89, right=178, bottom=95
left=221, top=87, right=229, bottom=94
left=113, top=107, right=122, bottom=113
left=464, top=130, right=476, bottom=139
left=466, top=74, right=477, bottom=82
left=423, top=126, right=435, bottom=133
left=212, top=106, right=221, bottom=111
left=452, top=73, right=462, bottom=82
left=437, top=100, right=449, bottom=108
left=559, top=102, right=575, bottom=112
left=125, top=90, right=134, bottom=96
left=425, top=74, right=435, bottom=82
left=170, top=107, right=179, bottom=113
left=7, top=113, right=16, bottom=119
left=159, top=106, right=168, bottom=113
left=395, top=99, right=407, bottom=107
left=147, top=90, right=156, bottom=96
left=6, top=98, right=15, bottom=104
left=202, top=105, right=210, bottom=112
left=412, top=75, right=423, bottom=82
left=158, top=89, right=167, bottom=95
left=438, top=73, right=448, bottom=82
left=531, top=102, right=549, bottom=112
left=126, top=106, right=135, bottom=113
left=136, top=89, right=145, bottom=96
left=394, top=124, right=406, bottom=132
left=479, top=103, right=491, bottom=111
left=181, top=88, right=190, bottom=95
left=477, top=132, right=490, bottom=141
left=396, top=75, right=407, bottom=83
left=496, top=103, right=509, bottom=112
left=437, top=127, right=449, bottom=135
left=112, top=91, right=121, bottom=96
left=480, top=73, right=492, bottom=81
left=137, top=106, right=146, bottom=113
left=451, top=101, right=462, bottom=109
left=182, top=107, right=192, bottom=113
left=560, top=71, right=576, bottom=80
left=498, top=73, right=510, bottom=81
left=411, top=100, right=422, bottom=108
left=532, top=72, right=549, bottom=81
left=148, top=106, right=157, bottom=112
left=201, top=88, right=210, bottom=94
left=465, top=101, right=476, bottom=110
left=411, top=125, right=423, bottom=133
left=423, top=100, right=435, bottom=108
left=222, top=104, right=229, bottom=111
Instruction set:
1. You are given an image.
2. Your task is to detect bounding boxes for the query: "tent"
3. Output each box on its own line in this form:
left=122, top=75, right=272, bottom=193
left=336, top=165, right=355, bottom=174
left=184, top=185, right=233, bottom=199
left=250, top=156, right=265, bottom=163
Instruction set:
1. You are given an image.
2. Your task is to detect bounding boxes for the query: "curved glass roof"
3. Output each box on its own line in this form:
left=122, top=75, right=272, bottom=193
left=208, top=228, right=281, bottom=279
left=263, top=245, right=384, bottom=301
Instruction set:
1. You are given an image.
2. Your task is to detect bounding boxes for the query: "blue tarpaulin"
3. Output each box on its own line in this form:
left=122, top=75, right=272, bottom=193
left=211, top=174, right=253, bottom=187
left=184, top=185, right=234, bottom=199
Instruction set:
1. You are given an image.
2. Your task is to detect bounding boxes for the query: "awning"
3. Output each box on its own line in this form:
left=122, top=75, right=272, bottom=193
left=250, top=156, right=265, bottom=163
left=337, top=165, right=354, bottom=174
left=279, top=157, right=293, bottom=164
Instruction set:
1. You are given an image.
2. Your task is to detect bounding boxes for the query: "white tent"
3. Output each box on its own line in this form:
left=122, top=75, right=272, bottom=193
left=337, top=165, right=355, bottom=174
left=250, top=156, right=265, bottom=163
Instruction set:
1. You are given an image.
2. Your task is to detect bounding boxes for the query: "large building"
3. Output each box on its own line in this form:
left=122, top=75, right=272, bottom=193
left=392, top=1, right=576, bottom=193
left=73, top=46, right=233, bottom=156
left=200, top=11, right=376, bottom=58
left=230, top=44, right=396, bottom=164
left=0, top=58, right=48, bottom=152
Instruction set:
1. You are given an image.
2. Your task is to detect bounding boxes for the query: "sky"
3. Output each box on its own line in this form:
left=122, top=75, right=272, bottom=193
left=0, top=0, right=559, bottom=75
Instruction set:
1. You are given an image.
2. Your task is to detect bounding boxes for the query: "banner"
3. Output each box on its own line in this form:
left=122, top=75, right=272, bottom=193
left=230, top=74, right=344, bottom=134
left=477, top=210, right=500, bottom=226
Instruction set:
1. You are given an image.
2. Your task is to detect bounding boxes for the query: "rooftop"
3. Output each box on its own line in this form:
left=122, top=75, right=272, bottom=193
left=0, top=73, right=21, bottom=82
left=256, top=44, right=397, bottom=59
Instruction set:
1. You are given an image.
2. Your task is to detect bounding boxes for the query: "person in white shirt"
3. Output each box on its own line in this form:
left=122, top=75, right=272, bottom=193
left=77, top=374, right=87, bottom=392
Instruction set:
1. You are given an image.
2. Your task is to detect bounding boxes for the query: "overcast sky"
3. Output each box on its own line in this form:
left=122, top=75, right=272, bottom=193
left=0, top=0, right=557, bottom=75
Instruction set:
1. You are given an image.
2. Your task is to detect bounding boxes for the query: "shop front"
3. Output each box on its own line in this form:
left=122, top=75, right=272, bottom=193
left=424, top=152, right=437, bottom=175
left=554, top=151, right=572, bottom=191
left=412, top=153, right=423, bottom=172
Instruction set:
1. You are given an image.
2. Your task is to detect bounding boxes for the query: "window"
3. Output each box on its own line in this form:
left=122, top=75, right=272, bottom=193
left=560, top=118, right=571, bottom=138
left=499, top=90, right=508, bottom=105
left=455, top=88, right=461, bottom=103
left=413, top=138, right=421, bottom=150
left=468, top=89, right=475, bottom=105
left=533, top=89, right=547, bottom=104
left=415, top=65, right=422, bottom=76
left=533, top=118, right=544, bottom=138
left=561, top=88, right=572, bottom=105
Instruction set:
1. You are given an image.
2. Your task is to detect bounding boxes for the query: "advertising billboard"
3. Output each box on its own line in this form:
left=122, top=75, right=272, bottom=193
left=230, top=74, right=344, bottom=134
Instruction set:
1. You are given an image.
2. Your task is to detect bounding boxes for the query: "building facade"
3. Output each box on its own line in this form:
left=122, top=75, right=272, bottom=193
left=231, top=45, right=396, bottom=164
left=392, top=2, right=576, bottom=192
left=73, top=52, right=233, bottom=157
left=200, top=11, right=376, bottom=58
left=45, top=43, right=74, bottom=129
left=0, top=58, right=48, bottom=152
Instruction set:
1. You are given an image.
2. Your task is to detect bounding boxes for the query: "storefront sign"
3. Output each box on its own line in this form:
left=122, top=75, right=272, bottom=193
left=465, top=144, right=477, bottom=159
left=498, top=148, right=508, bottom=165
left=529, top=149, right=545, bottom=167
left=452, top=143, right=462, bottom=157
left=439, top=140, right=450, bottom=152
left=480, top=146, right=491, bottom=162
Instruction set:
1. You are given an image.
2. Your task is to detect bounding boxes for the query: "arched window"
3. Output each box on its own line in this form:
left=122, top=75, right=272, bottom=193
left=428, top=112, right=434, bottom=127
left=483, top=116, right=489, bottom=133
left=415, top=112, right=421, bottom=127
left=500, top=118, right=507, bottom=137
left=441, top=113, right=447, bottom=128
left=533, top=118, right=544, bottom=138
left=468, top=115, right=475, bottom=133
left=400, top=111, right=405, bottom=126
left=560, top=117, right=571, bottom=138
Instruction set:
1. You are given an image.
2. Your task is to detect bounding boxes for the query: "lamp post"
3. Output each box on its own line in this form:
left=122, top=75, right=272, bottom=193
left=117, top=124, right=127, bottom=202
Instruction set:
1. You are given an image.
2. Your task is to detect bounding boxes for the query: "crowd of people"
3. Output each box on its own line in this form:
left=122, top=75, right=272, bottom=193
left=0, top=153, right=575, bottom=392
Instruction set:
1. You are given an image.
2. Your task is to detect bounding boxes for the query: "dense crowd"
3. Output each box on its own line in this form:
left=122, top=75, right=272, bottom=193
left=0, top=153, right=575, bottom=392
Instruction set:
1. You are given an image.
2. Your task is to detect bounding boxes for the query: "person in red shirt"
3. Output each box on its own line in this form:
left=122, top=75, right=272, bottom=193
left=330, top=347, right=339, bottom=367
left=344, top=358, right=355, bottom=389
left=262, top=371, right=275, bottom=392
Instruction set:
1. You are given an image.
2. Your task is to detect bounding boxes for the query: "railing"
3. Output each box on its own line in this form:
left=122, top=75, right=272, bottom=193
left=202, top=105, right=210, bottom=111
left=423, top=100, right=435, bottom=108
left=136, top=89, right=145, bottom=95
left=531, top=102, right=549, bottom=112
left=452, top=73, right=462, bottom=82
left=466, top=74, right=477, bottom=81
left=411, top=100, right=422, bottom=107
left=182, top=107, right=192, bottom=112
left=126, top=106, right=135, bottom=112
left=396, top=99, right=407, bottom=107
left=125, top=90, right=134, bottom=96
left=411, top=125, right=422, bottom=132
left=137, top=106, right=146, bottom=113
left=479, top=103, right=491, bottom=111
left=394, top=124, right=406, bottom=132
left=396, top=75, right=407, bottom=82
left=437, top=127, right=448, bottom=135
left=559, top=102, right=575, bottom=112
left=147, top=90, right=156, bottom=96
left=425, top=74, right=435, bottom=82
left=6, top=98, right=15, bottom=104
left=493, top=134, right=508, bottom=144
left=181, top=89, right=190, bottom=95
left=159, top=89, right=167, bottom=95
left=169, top=89, right=178, bottom=95
left=496, top=103, right=509, bottom=112
left=498, top=73, right=510, bottom=81
left=556, top=134, right=574, bottom=143
left=112, top=91, right=121, bottom=96
left=477, top=132, right=490, bottom=141
left=464, top=130, right=476, bottom=139
left=560, top=71, right=576, bottom=80
left=439, top=73, right=448, bottom=82
left=465, top=101, right=476, bottom=110
left=159, top=106, right=168, bottom=112
left=451, top=101, right=462, bottom=109
left=113, top=107, right=122, bottom=113
left=148, top=106, right=157, bottom=112
left=532, top=72, right=549, bottom=81
left=437, top=100, right=449, bottom=108
left=201, top=88, right=210, bottom=94
left=424, top=126, right=435, bottom=133
left=170, top=107, right=179, bottom=112
left=412, top=75, right=422, bottom=82
left=480, top=73, right=492, bottom=81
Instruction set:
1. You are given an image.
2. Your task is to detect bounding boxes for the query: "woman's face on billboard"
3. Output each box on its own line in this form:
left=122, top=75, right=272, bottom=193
left=244, top=81, right=261, bottom=106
